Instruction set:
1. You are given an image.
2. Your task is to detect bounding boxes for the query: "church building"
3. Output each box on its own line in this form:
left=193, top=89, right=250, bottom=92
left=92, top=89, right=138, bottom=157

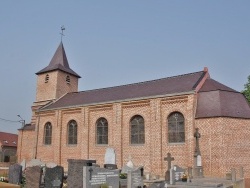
left=18, top=42, right=250, bottom=177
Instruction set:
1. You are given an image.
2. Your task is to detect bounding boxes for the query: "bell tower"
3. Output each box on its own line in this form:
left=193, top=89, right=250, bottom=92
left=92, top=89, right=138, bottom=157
left=34, top=42, right=81, bottom=108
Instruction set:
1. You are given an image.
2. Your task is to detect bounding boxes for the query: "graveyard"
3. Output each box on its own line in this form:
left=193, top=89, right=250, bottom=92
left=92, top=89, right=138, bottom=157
left=0, top=147, right=247, bottom=188
left=0, top=128, right=247, bottom=187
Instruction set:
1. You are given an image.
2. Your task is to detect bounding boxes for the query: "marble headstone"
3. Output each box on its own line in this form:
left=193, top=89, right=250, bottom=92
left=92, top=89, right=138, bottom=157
left=26, top=159, right=45, bottom=167
left=25, top=166, right=42, bottom=188
left=8, top=163, right=22, bottom=185
left=197, top=155, right=202, bottom=167
left=44, top=165, right=64, bottom=188
left=104, top=147, right=116, bottom=164
left=83, top=166, right=120, bottom=188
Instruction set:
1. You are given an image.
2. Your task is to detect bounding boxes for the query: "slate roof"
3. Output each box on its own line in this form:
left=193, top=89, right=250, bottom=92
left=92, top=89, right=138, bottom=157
left=196, top=79, right=250, bottom=119
left=42, top=70, right=206, bottom=110
left=0, top=132, right=18, bottom=147
left=36, top=42, right=81, bottom=78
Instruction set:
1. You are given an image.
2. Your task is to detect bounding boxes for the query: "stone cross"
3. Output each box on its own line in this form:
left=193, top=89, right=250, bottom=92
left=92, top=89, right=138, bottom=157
left=194, top=128, right=201, bottom=156
left=89, top=168, right=93, bottom=180
left=164, top=153, right=175, bottom=170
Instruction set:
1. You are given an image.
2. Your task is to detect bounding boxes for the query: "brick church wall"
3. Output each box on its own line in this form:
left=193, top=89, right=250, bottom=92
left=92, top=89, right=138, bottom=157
left=196, top=117, right=250, bottom=177
left=17, top=130, right=35, bottom=161
left=18, top=93, right=250, bottom=178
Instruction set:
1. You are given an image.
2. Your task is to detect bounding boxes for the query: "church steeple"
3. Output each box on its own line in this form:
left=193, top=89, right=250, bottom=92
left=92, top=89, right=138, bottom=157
left=36, top=42, right=80, bottom=78
left=34, top=42, right=80, bottom=103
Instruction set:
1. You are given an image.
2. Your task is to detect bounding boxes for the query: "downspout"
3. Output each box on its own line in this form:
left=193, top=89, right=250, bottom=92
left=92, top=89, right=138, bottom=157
left=58, top=110, right=62, bottom=165
left=19, top=129, right=23, bottom=162
left=34, top=110, right=41, bottom=159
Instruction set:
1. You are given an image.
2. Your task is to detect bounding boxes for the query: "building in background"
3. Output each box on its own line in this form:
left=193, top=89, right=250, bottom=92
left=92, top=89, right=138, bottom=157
left=0, top=132, right=18, bottom=163
left=18, top=42, right=250, bottom=177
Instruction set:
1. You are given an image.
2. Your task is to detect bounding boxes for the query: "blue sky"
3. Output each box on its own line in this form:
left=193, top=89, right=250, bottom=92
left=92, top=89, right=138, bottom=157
left=0, top=1, right=249, bottom=133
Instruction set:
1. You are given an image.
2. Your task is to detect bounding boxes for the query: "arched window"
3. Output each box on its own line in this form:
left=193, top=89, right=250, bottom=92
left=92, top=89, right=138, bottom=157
left=130, top=115, right=145, bottom=144
left=66, top=75, right=70, bottom=84
left=44, top=122, right=52, bottom=145
left=45, top=74, right=49, bottom=83
left=168, top=112, right=185, bottom=143
left=96, top=118, right=108, bottom=145
left=68, top=120, right=77, bottom=145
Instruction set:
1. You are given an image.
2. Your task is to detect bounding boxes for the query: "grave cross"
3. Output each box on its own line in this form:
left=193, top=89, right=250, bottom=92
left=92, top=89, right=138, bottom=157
left=164, top=153, right=175, bottom=170
left=194, top=128, right=201, bottom=156
left=89, top=168, right=93, bottom=180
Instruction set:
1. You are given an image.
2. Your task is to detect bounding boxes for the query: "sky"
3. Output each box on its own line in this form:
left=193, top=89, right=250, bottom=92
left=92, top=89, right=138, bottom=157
left=0, top=1, right=249, bottom=134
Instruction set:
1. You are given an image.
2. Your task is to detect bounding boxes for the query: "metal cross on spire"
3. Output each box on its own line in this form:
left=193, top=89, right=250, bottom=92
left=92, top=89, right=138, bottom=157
left=60, top=25, right=65, bottom=42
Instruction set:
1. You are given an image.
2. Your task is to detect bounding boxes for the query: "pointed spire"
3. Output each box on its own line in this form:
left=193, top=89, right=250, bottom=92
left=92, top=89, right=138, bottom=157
left=36, top=42, right=81, bottom=78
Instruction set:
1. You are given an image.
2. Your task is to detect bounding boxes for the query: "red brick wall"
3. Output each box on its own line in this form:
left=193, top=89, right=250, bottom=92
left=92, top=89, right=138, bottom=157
left=196, top=117, right=250, bottom=177
left=18, top=94, right=250, bottom=178
left=17, top=130, right=35, bottom=162
left=36, top=71, right=78, bottom=102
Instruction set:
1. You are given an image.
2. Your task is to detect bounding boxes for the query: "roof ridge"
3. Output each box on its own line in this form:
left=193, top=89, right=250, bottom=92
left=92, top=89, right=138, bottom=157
left=77, top=70, right=204, bottom=94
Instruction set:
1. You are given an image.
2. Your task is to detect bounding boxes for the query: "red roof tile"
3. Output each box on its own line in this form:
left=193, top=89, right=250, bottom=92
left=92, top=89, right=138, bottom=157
left=0, top=132, right=18, bottom=147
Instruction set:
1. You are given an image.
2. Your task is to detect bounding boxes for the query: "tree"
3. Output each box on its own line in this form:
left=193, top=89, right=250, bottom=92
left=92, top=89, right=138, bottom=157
left=242, top=75, right=250, bottom=103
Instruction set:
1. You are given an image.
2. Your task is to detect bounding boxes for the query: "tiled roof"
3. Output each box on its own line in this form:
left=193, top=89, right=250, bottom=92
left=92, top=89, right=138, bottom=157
left=36, top=42, right=81, bottom=78
left=18, top=123, right=35, bottom=131
left=0, top=132, right=18, bottom=147
left=42, top=70, right=206, bottom=110
left=196, top=79, right=250, bottom=119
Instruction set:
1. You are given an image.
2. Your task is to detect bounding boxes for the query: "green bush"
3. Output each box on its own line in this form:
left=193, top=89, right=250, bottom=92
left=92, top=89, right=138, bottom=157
left=100, top=183, right=109, bottom=188
left=119, top=173, right=127, bottom=179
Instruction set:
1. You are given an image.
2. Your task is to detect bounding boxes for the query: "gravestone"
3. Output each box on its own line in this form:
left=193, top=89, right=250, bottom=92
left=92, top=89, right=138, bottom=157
left=25, top=166, right=42, bottom=188
left=44, top=165, right=64, bottom=188
left=20, top=159, right=26, bottom=171
left=187, top=166, right=193, bottom=180
left=8, top=163, right=22, bottom=185
left=104, top=148, right=117, bottom=170
left=67, top=159, right=96, bottom=188
left=231, top=168, right=236, bottom=182
left=149, top=182, right=166, bottom=188
left=164, top=152, right=174, bottom=182
left=239, top=166, right=244, bottom=178
left=127, top=167, right=144, bottom=188
left=83, top=166, right=120, bottom=188
left=104, top=164, right=118, bottom=170
left=46, top=162, right=57, bottom=168
left=173, top=165, right=186, bottom=181
left=121, top=156, right=136, bottom=174
left=193, top=128, right=203, bottom=178
left=26, top=158, right=45, bottom=167
left=104, top=147, right=116, bottom=164
left=170, top=166, right=175, bottom=185
left=197, top=155, right=202, bottom=167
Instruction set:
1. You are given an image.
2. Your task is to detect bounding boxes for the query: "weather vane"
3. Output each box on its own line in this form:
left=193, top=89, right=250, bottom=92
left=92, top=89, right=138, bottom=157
left=60, top=25, right=65, bottom=42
